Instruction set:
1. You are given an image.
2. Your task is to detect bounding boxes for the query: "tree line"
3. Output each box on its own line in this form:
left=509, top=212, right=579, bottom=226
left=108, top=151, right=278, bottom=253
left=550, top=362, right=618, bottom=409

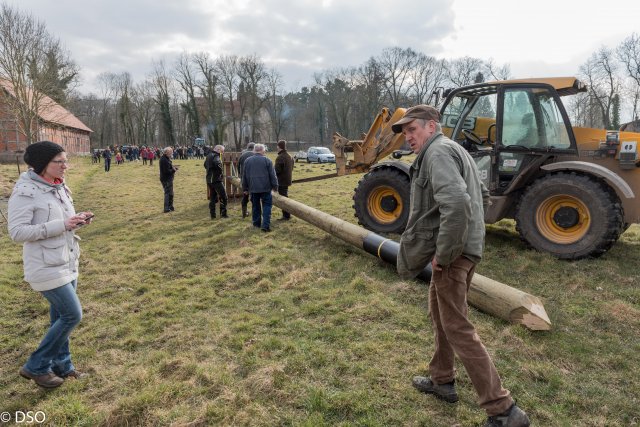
left=1, top=3, right=640, bottom=151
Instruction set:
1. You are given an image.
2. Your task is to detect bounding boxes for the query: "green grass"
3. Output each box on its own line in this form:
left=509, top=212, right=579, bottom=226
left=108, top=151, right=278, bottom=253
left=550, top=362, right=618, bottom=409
left=1, top=157, right=639, bottom=426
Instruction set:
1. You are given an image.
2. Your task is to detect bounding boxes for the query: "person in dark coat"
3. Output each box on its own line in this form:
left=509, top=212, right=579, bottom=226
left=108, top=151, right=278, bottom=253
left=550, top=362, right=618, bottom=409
left=274, top=140, right=294, bottom=220
left=242, top=143, right=278, bottom=232
left=237, top=142, right=255, bottom=218
left=103, top=148, right=112, bottom=172
left=159, top=147, right=178, bottom=213
left=204, top=145, right=228, bottom=219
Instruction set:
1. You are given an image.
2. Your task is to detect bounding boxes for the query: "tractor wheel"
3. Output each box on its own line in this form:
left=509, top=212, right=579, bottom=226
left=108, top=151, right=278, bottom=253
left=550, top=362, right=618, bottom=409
left=515, top=173, right=623, bottom=259
left=353, top=167, right=410, bottom=234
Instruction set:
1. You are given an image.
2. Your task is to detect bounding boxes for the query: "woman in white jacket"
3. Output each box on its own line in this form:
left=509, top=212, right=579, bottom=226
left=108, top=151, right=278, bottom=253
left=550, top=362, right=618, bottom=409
left=8, top=141, right=93, bottom=388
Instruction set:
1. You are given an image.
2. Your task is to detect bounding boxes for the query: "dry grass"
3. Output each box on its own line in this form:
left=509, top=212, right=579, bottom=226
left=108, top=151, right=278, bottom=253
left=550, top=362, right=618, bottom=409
left=0, top=157, right=639, bottom=426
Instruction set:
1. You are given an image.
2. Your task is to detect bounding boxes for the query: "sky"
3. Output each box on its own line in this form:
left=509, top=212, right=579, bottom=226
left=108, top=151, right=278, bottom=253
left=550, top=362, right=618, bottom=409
left=10, top=0, right=640, bottom=96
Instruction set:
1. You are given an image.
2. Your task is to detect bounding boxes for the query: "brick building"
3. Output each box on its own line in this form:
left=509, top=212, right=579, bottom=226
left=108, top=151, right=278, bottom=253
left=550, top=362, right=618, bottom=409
left=0, top=79, right=92, bottom=163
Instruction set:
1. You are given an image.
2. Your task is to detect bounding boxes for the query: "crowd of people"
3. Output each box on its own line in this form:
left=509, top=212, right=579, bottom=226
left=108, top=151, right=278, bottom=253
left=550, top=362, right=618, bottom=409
left=92, top=145, right=208, bottom=170
left=7, top=108, right=530, bottom=426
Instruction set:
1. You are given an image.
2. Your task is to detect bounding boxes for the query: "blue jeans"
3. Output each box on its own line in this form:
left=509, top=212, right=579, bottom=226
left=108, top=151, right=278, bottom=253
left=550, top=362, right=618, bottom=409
left=251, top=192, right=273, bottom=230
left=24, top=280, right=82, bottom=376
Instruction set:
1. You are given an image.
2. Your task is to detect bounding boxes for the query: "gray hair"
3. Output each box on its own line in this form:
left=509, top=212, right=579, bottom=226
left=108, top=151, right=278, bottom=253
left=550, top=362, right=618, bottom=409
left=213, top=145, right=224, bottom=153
left=247, top=142, right=255, bottom=150
left=163, top=147, right=173, bottom=154
left=253, top=143, right=266, bottom=153
left=418, top=119, right=442, bottom=133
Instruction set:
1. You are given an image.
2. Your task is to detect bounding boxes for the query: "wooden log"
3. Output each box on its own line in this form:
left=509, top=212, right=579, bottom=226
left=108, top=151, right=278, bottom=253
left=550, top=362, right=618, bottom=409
left=229, top=177, right=551, bottom=331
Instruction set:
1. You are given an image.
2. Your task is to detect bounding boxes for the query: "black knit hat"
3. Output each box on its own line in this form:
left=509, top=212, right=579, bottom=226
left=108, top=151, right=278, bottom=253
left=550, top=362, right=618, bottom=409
left=24, top=141, right=65, bottom=174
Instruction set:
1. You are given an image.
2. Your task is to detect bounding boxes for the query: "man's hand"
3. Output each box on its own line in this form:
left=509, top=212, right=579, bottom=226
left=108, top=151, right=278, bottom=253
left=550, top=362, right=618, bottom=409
left=431, top=257, right=443, bottom=272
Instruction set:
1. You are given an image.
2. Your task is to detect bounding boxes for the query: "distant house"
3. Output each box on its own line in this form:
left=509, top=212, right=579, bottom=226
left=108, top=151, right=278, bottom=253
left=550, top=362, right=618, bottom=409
left=222, top=100, right=271, bottom=149
left=0, top=79, right=92, bottom=162
left=194, top=97, right=271, bottom=149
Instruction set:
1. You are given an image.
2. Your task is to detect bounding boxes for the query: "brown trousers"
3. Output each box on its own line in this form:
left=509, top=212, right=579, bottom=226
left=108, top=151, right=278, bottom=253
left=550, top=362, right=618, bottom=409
left=429, top=256, right=513, bottom=416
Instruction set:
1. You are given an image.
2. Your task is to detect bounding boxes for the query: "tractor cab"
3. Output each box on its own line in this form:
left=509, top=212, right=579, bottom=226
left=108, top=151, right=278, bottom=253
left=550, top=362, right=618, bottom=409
left=441, top=78, right=584, bottom=220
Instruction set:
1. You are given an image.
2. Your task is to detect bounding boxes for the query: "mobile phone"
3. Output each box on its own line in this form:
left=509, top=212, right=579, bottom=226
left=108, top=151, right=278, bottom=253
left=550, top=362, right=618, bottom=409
left=76, top=214, right=94, bottom=227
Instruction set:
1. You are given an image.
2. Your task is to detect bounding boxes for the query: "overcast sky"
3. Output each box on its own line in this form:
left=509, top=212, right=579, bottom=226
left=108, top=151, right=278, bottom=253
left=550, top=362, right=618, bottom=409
left=11, top=0, right=640, bottom=95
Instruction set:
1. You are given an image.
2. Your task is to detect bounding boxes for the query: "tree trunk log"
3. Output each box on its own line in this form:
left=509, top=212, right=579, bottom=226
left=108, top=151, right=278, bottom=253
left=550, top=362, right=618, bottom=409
left=229, top=177, right=551, bottom=331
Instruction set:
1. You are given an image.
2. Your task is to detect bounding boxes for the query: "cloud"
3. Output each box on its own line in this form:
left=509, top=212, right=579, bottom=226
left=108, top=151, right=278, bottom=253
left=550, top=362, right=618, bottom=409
left=15, top=0, right=456, bottom=93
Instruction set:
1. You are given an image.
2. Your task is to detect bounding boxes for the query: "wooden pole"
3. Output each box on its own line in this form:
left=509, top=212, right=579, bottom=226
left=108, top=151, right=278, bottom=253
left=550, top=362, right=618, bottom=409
left=229, top=177, right=551, bottom=331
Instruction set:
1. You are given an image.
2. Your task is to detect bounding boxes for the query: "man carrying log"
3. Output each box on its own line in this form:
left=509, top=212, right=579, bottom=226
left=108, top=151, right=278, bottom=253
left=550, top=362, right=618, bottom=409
left=392, top=105, right=530, bottom=427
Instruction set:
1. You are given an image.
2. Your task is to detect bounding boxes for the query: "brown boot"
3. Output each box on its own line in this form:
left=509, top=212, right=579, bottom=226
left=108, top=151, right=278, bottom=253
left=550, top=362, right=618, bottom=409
left=19, top=367, right=64, bottom=388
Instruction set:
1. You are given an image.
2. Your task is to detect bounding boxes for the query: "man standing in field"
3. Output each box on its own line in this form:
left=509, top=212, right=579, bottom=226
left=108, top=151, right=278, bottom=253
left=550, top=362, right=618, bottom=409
left=103, top=147, right=112, bottom=172
left=392, top=105, right=530, bottom=427
left=204, top=145, right=228, bottom=219
left=242, top=144, right=278, bottom=232
left=274, top=140, right=294, bottom=221
left=159, top=147, right=178, bottom=213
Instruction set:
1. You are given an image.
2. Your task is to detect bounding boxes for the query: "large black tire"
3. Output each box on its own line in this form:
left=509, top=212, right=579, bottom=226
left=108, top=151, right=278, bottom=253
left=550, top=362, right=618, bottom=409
left=515, top=173, right=623, bottom=260
left=353, top=167, right=410, bottom=234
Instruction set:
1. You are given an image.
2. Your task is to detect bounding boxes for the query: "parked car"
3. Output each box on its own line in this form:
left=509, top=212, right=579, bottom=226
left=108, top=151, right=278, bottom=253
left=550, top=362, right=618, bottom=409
left=293, top=150, right=307, bottom=162
left=306, top=147, right=336, bottom=163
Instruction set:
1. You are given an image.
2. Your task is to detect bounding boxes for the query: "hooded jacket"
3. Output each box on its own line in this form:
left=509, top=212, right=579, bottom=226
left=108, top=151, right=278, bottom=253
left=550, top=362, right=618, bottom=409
left=8, top=171, right=81, bottom=291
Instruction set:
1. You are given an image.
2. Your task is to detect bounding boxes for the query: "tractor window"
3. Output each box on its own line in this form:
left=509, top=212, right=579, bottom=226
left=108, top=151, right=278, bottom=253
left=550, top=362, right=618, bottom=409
left=441, top=93, right=497, bottom=143
left=503, top=90, right=538, bottom=147
left=464, top=93, right=497, bottom=142
left=441, top=95, right=469, bottom=138
left=502, top=88, right=571, bottom=149
left=538, top=93, right=571, bottom=148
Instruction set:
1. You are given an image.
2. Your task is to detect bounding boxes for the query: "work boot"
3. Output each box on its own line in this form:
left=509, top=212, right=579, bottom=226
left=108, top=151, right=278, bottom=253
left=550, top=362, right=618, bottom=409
left=19, top=367, right=64, bottom=389
left=211, top=212, right=216, bottom=219
left=412, top=376, right=458, bottom=403
left=484, top=404, right=530, bottom=427
left=241, top=204, right=248, bottom=218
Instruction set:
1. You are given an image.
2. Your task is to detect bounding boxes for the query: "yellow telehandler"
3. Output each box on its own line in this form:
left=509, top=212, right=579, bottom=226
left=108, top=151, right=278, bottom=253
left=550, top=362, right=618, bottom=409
left=331, top=77, right=640, bottom=259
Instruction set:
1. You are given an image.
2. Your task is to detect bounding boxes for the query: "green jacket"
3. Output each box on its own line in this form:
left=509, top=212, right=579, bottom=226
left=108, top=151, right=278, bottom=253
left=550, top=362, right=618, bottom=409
left=397, top=132, right=489, bottom=279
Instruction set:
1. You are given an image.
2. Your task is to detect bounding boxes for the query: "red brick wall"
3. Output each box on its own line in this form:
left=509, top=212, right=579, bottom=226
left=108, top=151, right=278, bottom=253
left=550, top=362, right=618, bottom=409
left=0, top=106, right=90, bottom=155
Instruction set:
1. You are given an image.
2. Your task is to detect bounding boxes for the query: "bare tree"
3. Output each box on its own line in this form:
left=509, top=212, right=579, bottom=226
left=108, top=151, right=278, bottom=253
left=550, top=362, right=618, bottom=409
left=445, top=56, right=484, bottom=87
left=410, top=53, right=447, bottom=105
left=93, top=72, right=122, bottom=148
left=617, top=33, right=640, bottom=120
left=377, top=47, right=417, bottom=108
left=484, top=59, right=512, bottom=81
left=580, top=47, right=620, bottom=129
left=0, top=3, right=77, bottom=144
left=174, top=52, right=200, bottom=142
left=352, top=57, right=385, bottom=133
left=238, top=55, right=268, bottom=143
left=192, top=52, right=225, bottom=145
left=265, top=68, right=287, bottom=141
left=216, top=55, right=243, bottom=149
left=151, top=59, right=176, bottom=146
left=315, top=68, right=358, bottom=138
left=130, top=79, right=156, bottom=146
left=115, top=72, right=135, bottom=147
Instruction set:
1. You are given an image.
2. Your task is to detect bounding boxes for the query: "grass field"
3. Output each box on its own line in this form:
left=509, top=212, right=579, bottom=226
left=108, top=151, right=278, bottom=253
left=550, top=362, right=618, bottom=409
left=0, top=156, right=638, bottom=426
